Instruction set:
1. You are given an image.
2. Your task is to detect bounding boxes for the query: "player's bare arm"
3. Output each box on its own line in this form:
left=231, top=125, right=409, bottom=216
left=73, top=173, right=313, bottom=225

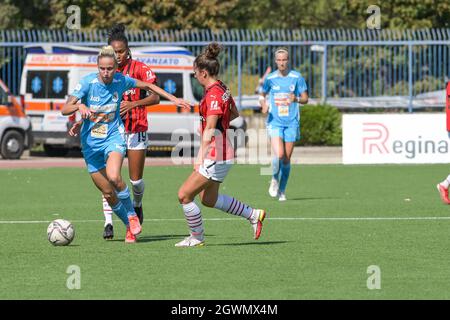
left=259, top=93, right=268, bottom=113
left=134, top=79, right=191, bottom=110
left=61, top=96, right=91, bottom=119
left=119, top=93, right=160, bottom=116
left=288, top=91, right=308, bottom=105
left=199, top=115, right=219, bottom=166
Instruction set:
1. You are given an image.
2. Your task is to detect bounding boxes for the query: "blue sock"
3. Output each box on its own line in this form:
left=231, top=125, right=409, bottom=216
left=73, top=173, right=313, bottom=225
left=272, top=157, right=282, bottom=181
left=279, top=162, right=291, bottom=193
left=111, top=201, right=129, bottom=226
left=116, top=186, right=136, bottom=217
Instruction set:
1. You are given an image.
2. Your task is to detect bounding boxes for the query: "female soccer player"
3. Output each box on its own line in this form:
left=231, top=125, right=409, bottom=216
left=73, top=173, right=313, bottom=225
left=259, top=47, right=309, bottom=201
left=62, top=46, right=190, bottom=243
left=70, top=24, right=160, bottom=240
left=175, top=42, right=266, bottom=247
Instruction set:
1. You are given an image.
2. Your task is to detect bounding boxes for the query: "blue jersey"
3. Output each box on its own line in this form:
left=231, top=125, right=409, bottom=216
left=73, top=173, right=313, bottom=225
left=71, top=73, right=137, bottom=152
left=262, top=70, right=307, bottom=127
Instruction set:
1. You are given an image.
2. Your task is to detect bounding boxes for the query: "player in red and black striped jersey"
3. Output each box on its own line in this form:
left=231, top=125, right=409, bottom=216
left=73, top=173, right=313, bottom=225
left=175, top=43, right=267, bottom=247
left=104, top=24, right=160, bottom=238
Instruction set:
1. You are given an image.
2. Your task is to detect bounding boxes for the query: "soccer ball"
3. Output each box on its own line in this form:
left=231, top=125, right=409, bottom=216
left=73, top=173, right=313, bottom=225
left=47, top=219, right=75, bottom=246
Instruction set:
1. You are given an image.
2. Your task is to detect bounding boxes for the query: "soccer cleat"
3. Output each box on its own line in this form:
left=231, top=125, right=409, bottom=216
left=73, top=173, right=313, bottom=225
left=250, top=209, right=266, bottom=240
left=134, top=206, right=144, bottom=225
left=437, top=184, right=450, bottom=204
left=269, top=179, right=279, bottom=198
left=103, top=223, right=114, bottom=240
left=278, top=192, right=287, bottom=202
left=128, top=215, right=142, bottom=236
left=175, top=235, right=205, bottom=247
left=125, top=227, right=136, bottom=243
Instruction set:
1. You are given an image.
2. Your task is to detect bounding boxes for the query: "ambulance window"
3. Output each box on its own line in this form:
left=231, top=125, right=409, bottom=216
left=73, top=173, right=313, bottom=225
left=26, top=71, right=46, bottom=99
left=190, top=73, right=203, bottom=102
left=157, top=73, right=183, bottom=101
left=47, top=71, right=69, bottom=99
left=26, top=71, right=68, bottom=99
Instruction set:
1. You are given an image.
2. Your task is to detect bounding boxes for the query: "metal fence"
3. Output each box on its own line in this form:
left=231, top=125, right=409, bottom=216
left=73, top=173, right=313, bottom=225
left=1, top=29, right=450, bottom=111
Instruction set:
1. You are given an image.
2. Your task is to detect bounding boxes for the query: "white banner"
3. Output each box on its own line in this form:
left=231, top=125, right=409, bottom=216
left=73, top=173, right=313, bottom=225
left=343, top=114, right=450, bottom=164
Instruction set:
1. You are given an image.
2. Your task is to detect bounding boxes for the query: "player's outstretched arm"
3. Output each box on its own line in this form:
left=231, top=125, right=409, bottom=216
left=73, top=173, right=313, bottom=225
left=61, top=96, right=91, bottom=118
left=259, top=93, right=269, bottom=113
left=134, top=80, right=192, bottom=110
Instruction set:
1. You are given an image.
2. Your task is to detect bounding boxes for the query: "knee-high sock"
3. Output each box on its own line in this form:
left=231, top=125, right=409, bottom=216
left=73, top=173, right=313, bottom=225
left=182, top=202, right=204, bottom=238
left=272, top=157, right=282, bottom=181
left=116, top=186, right=136, bottom=217
left=130, top=179, right=145, bottom=208
left=102, top=195, right=113, bottom=226
left=111, top=201, right=129, bottom=226
left=214, top=194, right=254, bottom=220
left=279, top=161, right=291, bottom=193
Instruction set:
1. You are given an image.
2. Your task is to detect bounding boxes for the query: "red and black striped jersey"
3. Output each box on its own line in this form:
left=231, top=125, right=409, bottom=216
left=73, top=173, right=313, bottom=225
left=119, top=59, right=157, bottom=133
left=199, top=80, right=236, bottom=161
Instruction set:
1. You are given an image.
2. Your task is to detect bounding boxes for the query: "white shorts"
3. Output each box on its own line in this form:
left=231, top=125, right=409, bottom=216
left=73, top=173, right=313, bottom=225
left=198, top=159, right=233, bottom=183
left=124, top=132, right=148, bottom=150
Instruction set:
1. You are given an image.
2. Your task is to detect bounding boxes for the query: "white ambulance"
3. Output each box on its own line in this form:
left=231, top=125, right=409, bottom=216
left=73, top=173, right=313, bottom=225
left=0, top=78, right=32, bottom=159
left=20, top=44, right=246, bottom=156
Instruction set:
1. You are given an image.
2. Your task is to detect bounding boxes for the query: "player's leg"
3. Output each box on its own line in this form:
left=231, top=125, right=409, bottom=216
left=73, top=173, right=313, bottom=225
left=200, top=180, right=266, bottom=240
left=102, top=195, right=114, bottom=239
left=89, top=169, right=129, bottom=229
left=175, top=171, right=212, bottom=247
left=84, top=149, right=116, bottom=239
left=268, top=126, right=285, bottom=197
left=126, top=132, right=147, bottom=224
left=278, top=126, right=299, bottom=201
left=437, top=174, right=450, bottom=204
left=105, top=150, right=141, bottom=237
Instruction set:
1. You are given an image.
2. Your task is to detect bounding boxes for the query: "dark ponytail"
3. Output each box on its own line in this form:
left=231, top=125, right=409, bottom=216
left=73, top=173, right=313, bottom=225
left=107, top=24, right=131, bottom=59
left=194, top=42, right=222, bottom=76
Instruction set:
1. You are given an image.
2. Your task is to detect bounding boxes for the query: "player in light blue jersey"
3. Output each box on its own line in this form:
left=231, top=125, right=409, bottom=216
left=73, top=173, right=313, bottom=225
left=259, top=47, right=309, bottom=201
left=62, top=45, right=190, bottom=243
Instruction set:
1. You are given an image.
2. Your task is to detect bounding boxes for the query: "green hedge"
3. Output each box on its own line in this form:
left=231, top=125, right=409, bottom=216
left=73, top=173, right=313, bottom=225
left=297, top=104, right=342, bottom=146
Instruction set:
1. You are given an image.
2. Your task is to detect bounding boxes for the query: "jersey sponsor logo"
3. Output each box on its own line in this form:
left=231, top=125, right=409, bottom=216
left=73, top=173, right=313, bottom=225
left=124, top=89, right=136, bottom=96
left=113, top=79, right=120, bottom=83
left=273, top=85, right=280, bottom=90
left=90, top=103, right=117, bottom=113
left=90, top=95, right=100, bottom=102
left=209, top=100, right=220, bottom=111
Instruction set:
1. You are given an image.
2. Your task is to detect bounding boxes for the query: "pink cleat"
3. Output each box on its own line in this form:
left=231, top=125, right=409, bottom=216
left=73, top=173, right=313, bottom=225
left=437, top=184, right=450, bottom=204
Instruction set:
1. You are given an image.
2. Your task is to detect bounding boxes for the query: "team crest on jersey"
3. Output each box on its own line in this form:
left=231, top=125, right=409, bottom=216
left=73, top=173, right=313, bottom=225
left=221, top=88, right=231, bottom=102
left=289, top=84, right=295, bottom=92
left=112, top=92, right=119, bottom=103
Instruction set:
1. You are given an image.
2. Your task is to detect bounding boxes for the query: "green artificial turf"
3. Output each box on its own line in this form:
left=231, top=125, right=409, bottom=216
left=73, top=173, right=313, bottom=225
left=1, top=164, right=450, bottom=299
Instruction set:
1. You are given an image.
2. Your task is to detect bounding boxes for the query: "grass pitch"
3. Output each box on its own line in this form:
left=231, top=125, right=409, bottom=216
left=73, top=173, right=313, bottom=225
left=1, top=164, right=450, bottom=299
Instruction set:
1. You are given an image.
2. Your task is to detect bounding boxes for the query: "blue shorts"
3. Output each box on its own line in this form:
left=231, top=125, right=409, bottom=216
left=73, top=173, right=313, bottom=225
left=82, top=139, right=127, bottom=173
left=267, top=124, right=300, bottom=142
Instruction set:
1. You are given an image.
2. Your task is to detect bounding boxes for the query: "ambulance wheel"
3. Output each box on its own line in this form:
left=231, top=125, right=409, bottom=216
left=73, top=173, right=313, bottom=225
left=43, top=144, right=69, bottom=157
left=1, top=130, right=25, bottom=159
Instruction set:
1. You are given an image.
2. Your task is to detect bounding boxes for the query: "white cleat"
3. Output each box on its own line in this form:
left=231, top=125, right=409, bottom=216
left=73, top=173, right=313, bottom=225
left=269, top=179, right=279, bottom=198
left=278, top=192, right=287, bottom=201
left=175, top=235, right=205, bottom=247
left=250, top=209, right=266, bottom=240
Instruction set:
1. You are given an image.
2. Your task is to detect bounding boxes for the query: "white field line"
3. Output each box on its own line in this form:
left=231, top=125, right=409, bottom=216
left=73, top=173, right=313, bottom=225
left=2, top=216, right=450, bottom=224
